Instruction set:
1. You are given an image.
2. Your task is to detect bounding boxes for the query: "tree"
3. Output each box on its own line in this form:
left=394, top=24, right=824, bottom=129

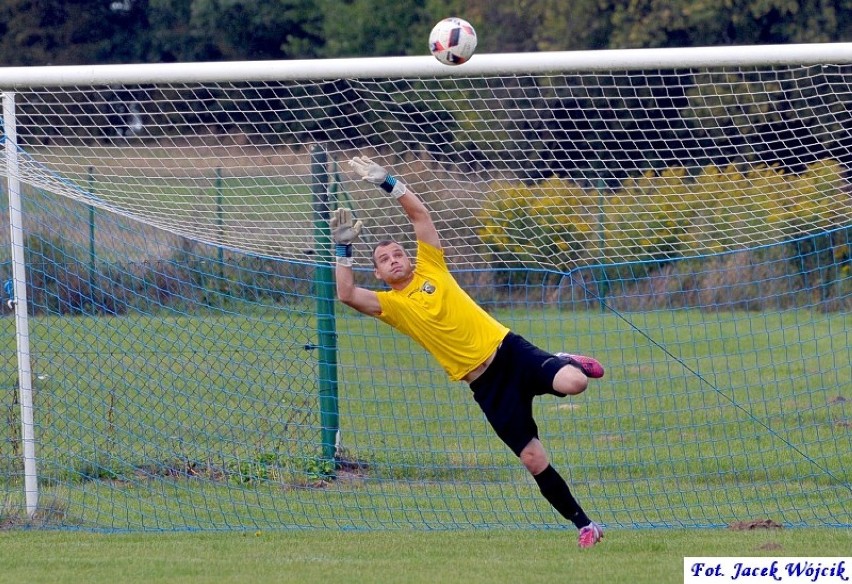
left=145, top=0, right=202, bottom=62
left=186, top=0, right=324, bottom=61
left=604, top=0, right=852, bottom=49
left=418, top=0, right=608, bottom=54
left=0, top=0, right=147, bottom=65
left=320, top=0, right=428, bottom=58
left=0, top=0, right=325, bottom=66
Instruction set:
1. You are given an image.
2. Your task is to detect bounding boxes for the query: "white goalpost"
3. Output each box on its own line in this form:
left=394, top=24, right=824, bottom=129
left=1, top=44, right=850, bottom=530
left=3, top=93, right=38, bottom=519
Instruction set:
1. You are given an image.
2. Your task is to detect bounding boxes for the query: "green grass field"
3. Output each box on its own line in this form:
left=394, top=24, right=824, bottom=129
left=1, top=307, right=849, bottom=533
left=1, top=528, right=850, bottom=584
left=1, top=306, right=850, bottom=582
left=3, top=110, right=849, bottom=582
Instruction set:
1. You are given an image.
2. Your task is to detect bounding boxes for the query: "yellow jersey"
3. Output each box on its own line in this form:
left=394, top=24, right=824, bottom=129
left=376, top=241, right=510, bottom=381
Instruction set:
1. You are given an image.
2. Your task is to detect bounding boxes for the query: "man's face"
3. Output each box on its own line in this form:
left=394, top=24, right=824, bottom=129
left=373, top=242, right=413, bottom=285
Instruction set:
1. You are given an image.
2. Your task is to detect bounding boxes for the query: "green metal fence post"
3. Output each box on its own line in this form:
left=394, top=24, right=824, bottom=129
left=311, top=144, right=339, bottom=474
left=215, top=168, right=224, bottom=282
left=88, top=167, right=96, bottom=311
left=596, top=180, right=609, bottom=311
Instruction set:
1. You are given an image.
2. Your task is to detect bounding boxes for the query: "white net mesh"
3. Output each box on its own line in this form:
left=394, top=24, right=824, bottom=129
left=5, top=63, right=850, bottom=272
left=1, top=49, right=850, bottom=530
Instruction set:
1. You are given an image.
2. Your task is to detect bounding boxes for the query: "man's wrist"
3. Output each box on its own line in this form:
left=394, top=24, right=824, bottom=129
left=336, top=257, right=353, bottom=267
left=335, top=243, right=353, bottom=258
left=379, top=174, right=406, bottom=198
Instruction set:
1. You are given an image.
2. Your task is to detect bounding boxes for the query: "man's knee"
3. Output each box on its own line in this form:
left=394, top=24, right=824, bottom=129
left=519, top=439, right=549, bottom=474
left=553, top=365, right=588, bottom=396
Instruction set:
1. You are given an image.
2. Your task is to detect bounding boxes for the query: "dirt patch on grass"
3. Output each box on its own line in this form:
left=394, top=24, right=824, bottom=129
left=728, top=519, right=783, bottom=530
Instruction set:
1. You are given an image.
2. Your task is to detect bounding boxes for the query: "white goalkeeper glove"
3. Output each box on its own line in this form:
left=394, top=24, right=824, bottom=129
left=348, top=156, right=407, bottom=198
left=330, top=207, right=363, bottom=265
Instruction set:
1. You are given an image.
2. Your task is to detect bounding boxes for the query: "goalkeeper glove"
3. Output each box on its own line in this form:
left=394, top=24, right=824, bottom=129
left=330, top=207, right=363, bottom=262
left=348, top=156, right=407, bottom=198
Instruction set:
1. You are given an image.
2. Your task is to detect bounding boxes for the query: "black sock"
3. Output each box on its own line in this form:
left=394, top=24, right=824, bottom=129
left=533, top=465, right=591, bottom=529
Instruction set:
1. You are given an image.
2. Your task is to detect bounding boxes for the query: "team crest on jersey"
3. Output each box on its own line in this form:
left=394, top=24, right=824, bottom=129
left=421, top=281, right=436, bottom=294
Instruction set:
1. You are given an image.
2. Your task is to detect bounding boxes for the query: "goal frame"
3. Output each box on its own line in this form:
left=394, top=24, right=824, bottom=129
left=2, top=42, right=850, bottom=527
left=1, top=43, right=852, bottom=88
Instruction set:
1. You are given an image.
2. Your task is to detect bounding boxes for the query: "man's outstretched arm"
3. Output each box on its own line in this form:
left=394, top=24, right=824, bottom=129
left=331, top=207, right=381, bottom=316
left=349, top=156, right=440, bottom=250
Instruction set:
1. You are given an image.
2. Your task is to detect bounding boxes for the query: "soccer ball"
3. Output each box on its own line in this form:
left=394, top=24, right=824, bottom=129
left=429, top=17, right=477, bottom=66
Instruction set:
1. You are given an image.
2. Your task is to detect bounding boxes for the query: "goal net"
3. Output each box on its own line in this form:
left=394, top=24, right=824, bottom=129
left=1, top=45, right=850, bottom=530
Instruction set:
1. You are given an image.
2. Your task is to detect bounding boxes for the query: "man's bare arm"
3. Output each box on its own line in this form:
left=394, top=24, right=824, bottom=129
left=330, top=206, right=382, bottom=316
left=397, top=189, right=440, bottom=250
left=349, top=155, right=441, bottom=249
left=335, top=260, right=381, bottom=316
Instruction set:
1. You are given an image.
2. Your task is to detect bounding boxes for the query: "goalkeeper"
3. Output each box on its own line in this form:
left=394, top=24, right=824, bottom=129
left=333, top=155, right=605, bottom=549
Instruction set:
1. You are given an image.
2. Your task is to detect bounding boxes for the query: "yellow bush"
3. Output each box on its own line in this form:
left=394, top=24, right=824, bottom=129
left=477, top=159, right=851, bottom=271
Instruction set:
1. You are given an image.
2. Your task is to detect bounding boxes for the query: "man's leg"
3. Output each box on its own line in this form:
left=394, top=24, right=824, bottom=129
left=545, top=353, right=604, bottom=396
left=520, top=439, right=602, bottom=547
left=555, top=353, right=605, bottom=379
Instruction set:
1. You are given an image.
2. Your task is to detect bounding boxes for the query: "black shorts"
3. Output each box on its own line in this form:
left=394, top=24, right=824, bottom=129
left=469, top=332, right=566, bottom=457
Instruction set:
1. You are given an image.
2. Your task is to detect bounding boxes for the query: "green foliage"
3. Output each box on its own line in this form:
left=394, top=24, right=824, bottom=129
left=478, top=177, right=600, bottom=270
left=187, top=0, right=325, bottom=60
left=227, top=452, right=286, bottom=485
left=2, top=0, right=850, bottom=66
left=419, top=0, right=610, bottom=53
left=0, top=0, right=326, bottom=67
left=303, top=456, right=335, bottom=481
left=320, top=0, right=428, bottom=58
left=225, top=454, right=334, bottom=484
left=0, top=0, right=129, bottom=66
left=606, top=0, right=852, bottom=49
